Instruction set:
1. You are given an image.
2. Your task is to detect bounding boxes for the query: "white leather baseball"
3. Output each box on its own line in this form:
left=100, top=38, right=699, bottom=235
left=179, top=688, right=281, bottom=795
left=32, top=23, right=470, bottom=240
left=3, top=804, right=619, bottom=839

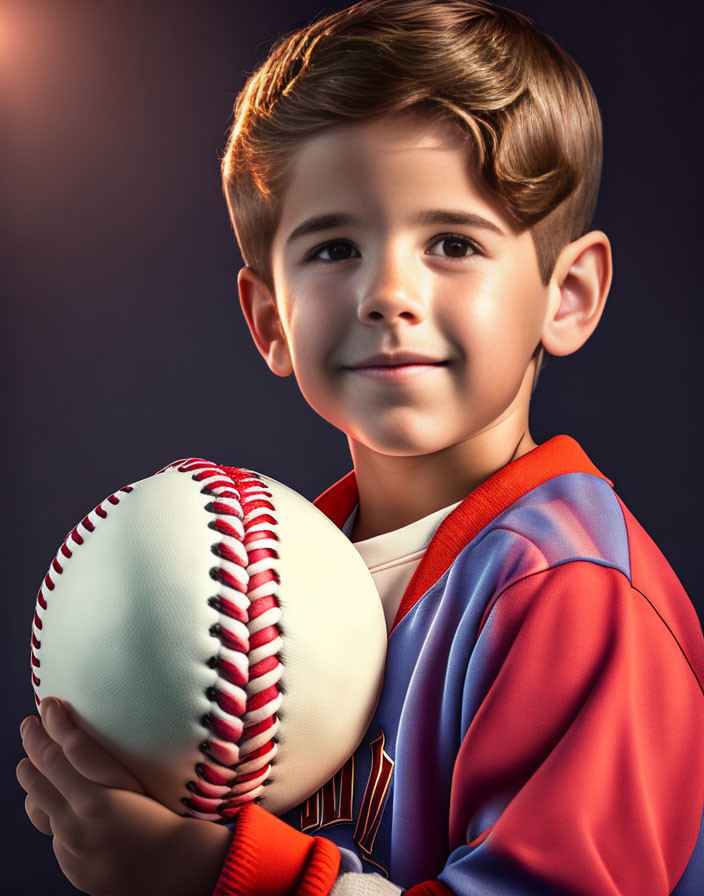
left=30, top=458, right=387, bottom=821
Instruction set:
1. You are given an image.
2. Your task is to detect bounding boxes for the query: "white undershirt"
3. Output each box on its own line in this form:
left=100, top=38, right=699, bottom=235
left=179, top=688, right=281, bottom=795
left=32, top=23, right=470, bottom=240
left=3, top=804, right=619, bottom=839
left=341, top=500, right=462, bottom=634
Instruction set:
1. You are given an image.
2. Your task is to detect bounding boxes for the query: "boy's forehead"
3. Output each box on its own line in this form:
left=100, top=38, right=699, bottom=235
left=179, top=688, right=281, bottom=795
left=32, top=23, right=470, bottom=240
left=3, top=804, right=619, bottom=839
left=294, top=111, right=471, bottom=165
left=275, top=112, right=513, bottom=238
left=321, top=111, right=468, bottom=151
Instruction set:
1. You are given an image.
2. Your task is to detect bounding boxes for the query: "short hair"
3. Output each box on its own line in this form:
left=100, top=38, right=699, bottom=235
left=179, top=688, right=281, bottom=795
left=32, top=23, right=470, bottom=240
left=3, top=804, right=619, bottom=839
left=221, top=0, right=602, bottom=301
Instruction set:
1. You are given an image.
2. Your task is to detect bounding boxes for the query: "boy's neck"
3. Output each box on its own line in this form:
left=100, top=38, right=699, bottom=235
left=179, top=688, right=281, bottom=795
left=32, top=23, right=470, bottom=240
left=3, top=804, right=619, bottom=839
left=348, top=424, right=537, bottom=542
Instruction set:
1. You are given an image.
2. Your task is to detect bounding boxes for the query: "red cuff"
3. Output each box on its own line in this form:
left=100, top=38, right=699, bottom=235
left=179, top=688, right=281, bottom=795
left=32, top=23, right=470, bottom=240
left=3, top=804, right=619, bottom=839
left=403, top=882, right=455, bottom=896
left=212, top=803, right=341, bottom=896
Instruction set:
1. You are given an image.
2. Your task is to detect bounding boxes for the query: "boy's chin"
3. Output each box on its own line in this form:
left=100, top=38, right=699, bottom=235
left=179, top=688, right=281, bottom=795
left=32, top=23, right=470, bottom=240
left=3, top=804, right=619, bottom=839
left=346, top=428, right=463, bottom=459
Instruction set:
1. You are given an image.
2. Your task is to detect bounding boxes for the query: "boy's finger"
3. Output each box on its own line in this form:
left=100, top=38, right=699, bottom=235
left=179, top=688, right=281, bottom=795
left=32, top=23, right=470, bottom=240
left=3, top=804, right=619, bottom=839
left=18, top=758, right=100, bottom=857
left=40, top=698, right=145, bottom=794
left=24, top=793, right=54, bottom=836
left=20, top=716, right=100, bottom=816
left=17, top=756, right=69, bottom=822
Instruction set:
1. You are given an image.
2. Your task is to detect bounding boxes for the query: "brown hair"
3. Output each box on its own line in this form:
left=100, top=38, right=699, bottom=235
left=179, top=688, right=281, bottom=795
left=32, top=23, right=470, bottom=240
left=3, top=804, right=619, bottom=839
left=221, top=0, right=603, bottom=378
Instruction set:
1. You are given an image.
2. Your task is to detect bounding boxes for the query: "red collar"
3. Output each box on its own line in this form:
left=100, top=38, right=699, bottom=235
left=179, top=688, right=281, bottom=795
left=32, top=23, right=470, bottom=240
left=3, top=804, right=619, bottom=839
left=313, top=435, right=612, bottom=635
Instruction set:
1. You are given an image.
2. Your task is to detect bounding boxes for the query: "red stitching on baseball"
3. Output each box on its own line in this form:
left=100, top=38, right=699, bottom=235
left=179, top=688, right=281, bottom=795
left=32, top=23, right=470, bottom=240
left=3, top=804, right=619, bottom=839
left=164, top=459, right=285, bottom=822
left=213, top=657, right=248, bottom=687
left=209, top=595, right=248, bottom=625
left=31, top=485, right=134, bottom=702
left=206, top=466, right=285, bottom=818
left=247, top=595, right=278, bottom=620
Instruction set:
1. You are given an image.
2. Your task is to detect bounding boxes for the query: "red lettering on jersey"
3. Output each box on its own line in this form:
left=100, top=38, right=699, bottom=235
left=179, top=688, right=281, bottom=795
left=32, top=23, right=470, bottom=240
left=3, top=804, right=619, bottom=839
left=301, top=755, right=355, bottom=832
left=300, top=730, right=394, bottom=854
left=338, top=755, right=355, bottom=820
left=354, top=732, right=394, bottom=854
left=301, top=792, right=320, bottom=832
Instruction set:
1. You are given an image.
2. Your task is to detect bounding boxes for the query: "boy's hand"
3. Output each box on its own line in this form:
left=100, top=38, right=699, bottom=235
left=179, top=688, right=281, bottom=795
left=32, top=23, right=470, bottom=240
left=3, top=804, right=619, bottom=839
left=17, top=696, right=234, bottom=896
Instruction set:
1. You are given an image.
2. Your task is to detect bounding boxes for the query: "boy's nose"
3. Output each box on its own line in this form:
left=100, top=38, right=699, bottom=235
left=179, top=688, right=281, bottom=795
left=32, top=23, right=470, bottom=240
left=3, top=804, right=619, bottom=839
left=357, top=269, right=428, bottom=324
left=358, top=295, right=426, bottom=323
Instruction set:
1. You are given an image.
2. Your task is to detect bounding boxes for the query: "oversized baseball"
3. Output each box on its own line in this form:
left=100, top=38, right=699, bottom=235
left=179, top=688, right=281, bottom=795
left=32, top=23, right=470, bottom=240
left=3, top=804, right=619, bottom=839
left=30, top=458, right=387, bottom=821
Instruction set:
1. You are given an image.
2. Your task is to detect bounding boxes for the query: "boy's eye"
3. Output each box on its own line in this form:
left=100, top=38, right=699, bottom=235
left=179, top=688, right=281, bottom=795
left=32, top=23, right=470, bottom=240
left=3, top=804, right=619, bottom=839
left=428, top=234, right=479, bottom=261
left=307, top=235, right=480, bottom=263
left=309, top=241, right=360, bottom=262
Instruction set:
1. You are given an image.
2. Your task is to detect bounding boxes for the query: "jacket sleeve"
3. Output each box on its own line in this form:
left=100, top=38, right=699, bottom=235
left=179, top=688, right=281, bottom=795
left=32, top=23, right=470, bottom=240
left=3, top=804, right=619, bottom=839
left=404, top=560, right=704, bottom=896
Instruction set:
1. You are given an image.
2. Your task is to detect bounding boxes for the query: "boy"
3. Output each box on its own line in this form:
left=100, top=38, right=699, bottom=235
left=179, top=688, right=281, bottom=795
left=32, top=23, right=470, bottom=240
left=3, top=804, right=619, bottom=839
left=17, top=1, right=704, bottom=894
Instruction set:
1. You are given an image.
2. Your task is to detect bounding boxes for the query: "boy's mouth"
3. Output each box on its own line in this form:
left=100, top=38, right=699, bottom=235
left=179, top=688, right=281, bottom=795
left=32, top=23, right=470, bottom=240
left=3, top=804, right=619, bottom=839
left=346, top=351, right=448, bottom=368
left=345, top=352, right=449, bottom=380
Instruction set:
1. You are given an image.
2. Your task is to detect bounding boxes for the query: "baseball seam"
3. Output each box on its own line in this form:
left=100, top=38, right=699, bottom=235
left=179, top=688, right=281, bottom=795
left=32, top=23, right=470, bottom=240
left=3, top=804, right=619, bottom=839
left=176, top=458, right=285, bottom=822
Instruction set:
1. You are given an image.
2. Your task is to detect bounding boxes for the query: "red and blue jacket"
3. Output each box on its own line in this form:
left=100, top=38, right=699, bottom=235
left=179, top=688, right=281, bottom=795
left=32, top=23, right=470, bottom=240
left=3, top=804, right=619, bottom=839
left=213, top=434, right=704, bottom=895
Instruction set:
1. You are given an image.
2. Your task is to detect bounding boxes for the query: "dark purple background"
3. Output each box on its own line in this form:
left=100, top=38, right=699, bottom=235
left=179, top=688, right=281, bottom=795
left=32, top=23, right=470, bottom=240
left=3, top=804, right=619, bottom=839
left=3, top=1, right=702, bottom=890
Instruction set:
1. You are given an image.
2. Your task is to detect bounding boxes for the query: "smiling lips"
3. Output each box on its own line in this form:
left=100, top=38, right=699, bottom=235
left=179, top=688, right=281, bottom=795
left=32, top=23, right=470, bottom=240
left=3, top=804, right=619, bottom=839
left=346, top=351, right=448, bottom=379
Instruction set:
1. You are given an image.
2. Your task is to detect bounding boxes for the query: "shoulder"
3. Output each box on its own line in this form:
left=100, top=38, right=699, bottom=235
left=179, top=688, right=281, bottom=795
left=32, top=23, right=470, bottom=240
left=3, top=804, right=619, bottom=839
left=444, top=472, right=630, bottom=602
left=443, top=473, right=704, bottom=687
left=496, top=470, right=629, bottom=572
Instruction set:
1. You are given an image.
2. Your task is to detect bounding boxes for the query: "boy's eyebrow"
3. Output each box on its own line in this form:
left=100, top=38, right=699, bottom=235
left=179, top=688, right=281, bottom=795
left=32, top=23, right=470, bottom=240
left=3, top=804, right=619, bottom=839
left=285, top=210, right=506, bottom=245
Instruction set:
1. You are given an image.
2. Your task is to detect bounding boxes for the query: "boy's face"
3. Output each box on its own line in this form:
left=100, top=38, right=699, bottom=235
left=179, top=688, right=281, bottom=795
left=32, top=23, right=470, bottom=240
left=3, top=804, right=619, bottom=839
left=264, top=111, right=551, bottom=458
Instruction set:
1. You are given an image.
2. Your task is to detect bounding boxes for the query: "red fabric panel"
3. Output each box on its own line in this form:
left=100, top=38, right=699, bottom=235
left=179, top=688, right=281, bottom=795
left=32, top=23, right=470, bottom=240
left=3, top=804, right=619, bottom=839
left=617, top=496, right=704, bottom=694
left=448, top=561, right=704, bottom=894
left=212, top=803, right=341, bottom=896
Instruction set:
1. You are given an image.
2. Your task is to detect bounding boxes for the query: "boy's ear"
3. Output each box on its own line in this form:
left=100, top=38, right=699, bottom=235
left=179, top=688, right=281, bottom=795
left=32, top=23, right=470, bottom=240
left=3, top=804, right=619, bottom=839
left=540, top=230, right=613, bottom=357
left=237, top=266, right=293, bottom=377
